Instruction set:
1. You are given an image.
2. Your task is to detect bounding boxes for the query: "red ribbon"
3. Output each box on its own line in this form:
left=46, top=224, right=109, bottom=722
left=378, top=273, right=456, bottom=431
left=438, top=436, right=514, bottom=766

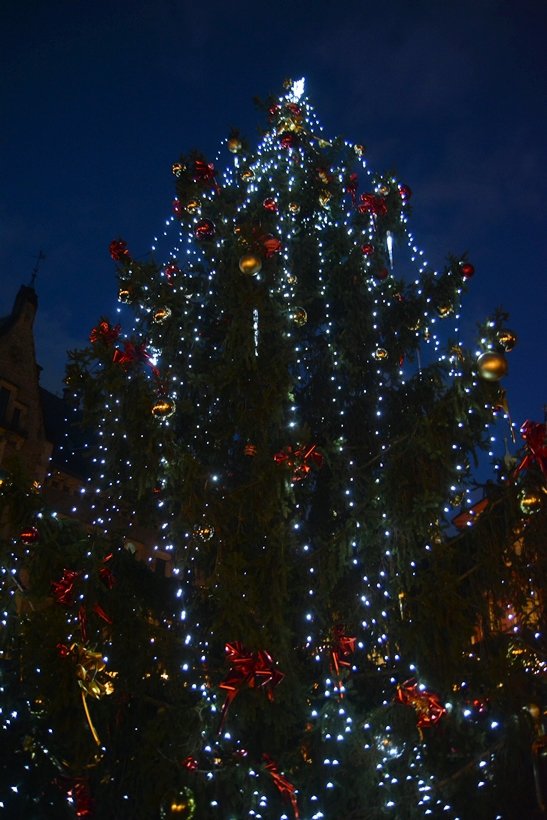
left=99, top=554, right=116, bottom=589
left=192, top=159, right=220, bottom=192
left=346, top=172, right=359, bottom=203
left=513, top=420, right=547, bottom=479
left=274, top=444, right=323, bottom=482
left=51, top=569, right=80, bottom=607
left=67, top=778, right=93, bottom=817
left=357, top=193, right=388, bottom=216
left=109, top=239, right=130, bottom=261
left=263, top=754, right=299, bottom=820
left=113, top=341, right=160, bottom=379
left=89, top=320, right=121, bottom=346
left=331, top=625, right=356, bottom=697
left=78, top=604, right=88, bottom=643
left=395, top=678, right=446, bottom=729
left=218, top=642, right=284, bottom=733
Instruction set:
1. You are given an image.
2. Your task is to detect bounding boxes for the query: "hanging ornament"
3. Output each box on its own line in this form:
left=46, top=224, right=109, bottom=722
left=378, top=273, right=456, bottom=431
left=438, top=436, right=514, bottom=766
left=193, top=523, right=215, bottom=542
left=262, top=235, right=282, bottom=257
left=361, top=243, right=374, bottom=256
left=386, top=231, right=394, bottom=268
left=291, top=308, right=308, bottom=326
left=239, top=253, right=262, bottom=276
left=357, top=193, right=388, bottom=216
left=460, top=261, right=475, bottom=279
left=194, top=219, right=215, bottom=240
left=109, top=239, right=130, bottom=261
left=171, top=162, right=184, bottom=176
left=185, top=199, right=201, bottom=214
left=288, top=201, right=301, bottom=214
left=372, top=348, right=389, bottom=361
left=90, top=320, right=121, bottom=345
left=218, top=642, right=285, bottom=732
left=153, top=307, right=172, bottom=324
left=398, top=184, right=412, bottom=200
left=227, top=136, right=242, bottom=154
left=477, top=351, right=508, bottom=381
left=191, top=159, right=218, bottom=189
left=244, top=443, right=257, bottom=456
left=497, top=329, right=517, bottom=351
left=280, top=132, right=298, bottom=149
left=263, top=197, right=278, bottom=212
left=436, top=303, right=454, bottom=318
left=51, top=569, right=80, bottom=606
left=160, top=787, right=196, bottom=819
left=319, top=190, right=332, bottom=208
left=317, top=168, right=330, bottom=184
left=519, top=489, right=543, bottom=516
left=395, top=678, right=446, bottom=734
left=374, top=267, right=389, bottom=281
left=513, top=420, right=547, bottom=479
left=377, top=184, right=390, bottom=197
left=263, top=754, right=300, bottom=820
left=173, top=198, right=183, bottom=218
left=164, top=263, right=180, bottom=284
left=118, top=287, right=132, bottom=304
left=20, top=526, right=39, bottom=545
left=152, top=398, right=176, bottom=419
left=241, top=168, right=255, bottom=182
left=354, top=144, right=365, bottom=157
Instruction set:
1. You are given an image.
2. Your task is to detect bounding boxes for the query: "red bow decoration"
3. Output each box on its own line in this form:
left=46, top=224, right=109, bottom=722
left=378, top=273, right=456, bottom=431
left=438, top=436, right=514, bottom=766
left=66, top=777, right=93, bottom=818
left=263, top=754, right=299, bottom=820
left=331, top=625, right=356, bottom=697
left=346, top=172, right=359, bottom=203
left=218, top=641, right=284, bottom=733
left=99, top=554, right=116, bottom=589
left=113, top=341, right=160, bottom=379
left=89, top=320, right=121, bottom=346
left=357, top=193, right=388, bottom=216
left=192, top=159, right=220, bottom=192
left=51, top=569, right=80, bottom=607
left=109, top=239, right=130, bottom=261
left=274, top=444, right=324, bottom=482
left=78, top=602, right=113, bottom=643
left=513, top=420, right=547, bottom=479
left=395, top=678, right=446, bottom=734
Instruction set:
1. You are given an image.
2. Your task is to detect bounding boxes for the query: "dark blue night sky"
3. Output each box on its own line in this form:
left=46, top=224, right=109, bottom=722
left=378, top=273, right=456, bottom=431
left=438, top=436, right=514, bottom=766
left=2, top=0, right=546, bottom=433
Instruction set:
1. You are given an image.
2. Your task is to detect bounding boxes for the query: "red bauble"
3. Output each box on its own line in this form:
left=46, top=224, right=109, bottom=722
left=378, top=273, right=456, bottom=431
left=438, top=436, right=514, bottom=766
left=280, top=132, right=297, bottom=149
left=374, top=267, right=389, bottom=281
left=361, top=243, right=374, bottom=256
left=263, top=197, right=278, bottom=212
left=20, top=526, right=39, bottom=545
left=109, top=239, right=130, bottom=261
left=399, top=184, right=412, bottom=200
left=194, top=219, right=216, bottom=240
left=262, top=235, right=282, bottom=257
left=460, top=262, right=475, bottom=279
left=173, top=198, right=183, bottom=218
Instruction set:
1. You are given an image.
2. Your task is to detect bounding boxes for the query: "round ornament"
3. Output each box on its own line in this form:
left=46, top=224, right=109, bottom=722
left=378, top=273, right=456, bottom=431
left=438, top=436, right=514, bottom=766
left=477, top=351, right=508, bottom=381
left=118, top=287, right=132, bottom=304
left=398, top=184, right=412, bottom=200
left=497, top=329, right=517, bottom=352
left=374, top=267, right=389, bottom=281
left=172, top=162, right=184, bottom=177
left=193, top=523, right=215, bottom=542
left=361, top=243, right=374, bottom=256
left=185, top=199, right=201, bottom=214
left=152, top=398, right=176, bottom=419
left=160, top=787, right=196, bottom=820
left=280, top=132, right=297, bottom=149
left=354, top=144, right=365, bottom=157
left=288, top=202, right=301, bottom=214
left=291, top=307, right=308, bottom=326
left=20, top=526, right=39, bottom=545
left=153, top=307, right=172, bottom=324
left=194, top=219, right=215, bottom=240
left=239, top=253, right=262, bottom=276
left=227, top=136, right=242, bottom=154
left=241, top=168, right=255, bottom=182
left=377, top=184, right=390, bottom=197
left=286, top=273, right=298, bottom=285
left=460, top=262, right=475, bottom=279
left=373, top=348, right=389, bottom=361
left=263, top=197, right=278, bottom=212
left=519, top=490, right=542, bottom=515
left=244, top=443, right=257, bottom=456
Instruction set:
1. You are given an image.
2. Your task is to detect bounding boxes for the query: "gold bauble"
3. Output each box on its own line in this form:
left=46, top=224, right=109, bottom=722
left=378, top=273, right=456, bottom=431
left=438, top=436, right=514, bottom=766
left=497, top=329, right=517, bottom=352
left=227, top=136, right=242, bottom=154
left=377, top=184, right=390, bottom=196
left=437, top=303, right=453, bottom=318
left=118, top=287, right=132, bottom=304
left=153, top=307, right=172, bottom=324
left=354, top=144, right=365, bottom=157
left=239, top=253, right=262, bottom=276
left=292, top=307, right=308, bottom=326
left=185, top=199, right=201, bottom=214
left=288, top=202, right=301, bottom=214
left=519, top=490, right=542, bottom=515
left=152, top=398, right=176, bottom=419
left=286, top=273, right=298, bottom=285
left=319, top=190, right=332, bottom=208
left=276, top=117, right=303, bottom=134
left=317, top=169, right=330, bottom=184
left=193, top=523, right=214, bottom=542
left=241, top=168, right=255, bottom=182
left=171, top=162, right=184, bottom=176
left=160, top=787, right=196, bottom=820
left=477, top=351, right=508, bottom=381
left=373, top=347, right=389, bottom=361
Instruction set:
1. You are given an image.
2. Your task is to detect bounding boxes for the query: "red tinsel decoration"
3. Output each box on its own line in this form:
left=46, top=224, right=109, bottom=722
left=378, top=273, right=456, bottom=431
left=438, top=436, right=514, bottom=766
left=274, top=444, right=324, bottom=482
left=395, top=678, right=446, bottom=732
left=109, top=239, right=130, bottom=261
left=89, top=320, right=121, bottom=346
left=263, top=754, right=299, bottom=820
left=513, top=420, right=547, bottom=479
left=112, top=341, right=159, bottom=379
left=357, top=193, right=388, bottom=216
left=51, top=569, right=80, bottom=607
left=218, top=641, right=284, bottom=733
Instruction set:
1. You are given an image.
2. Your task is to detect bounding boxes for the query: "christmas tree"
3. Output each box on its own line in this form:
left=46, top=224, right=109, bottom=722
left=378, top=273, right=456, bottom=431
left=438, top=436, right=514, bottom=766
left=1, top=79, right=546, bottom=819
